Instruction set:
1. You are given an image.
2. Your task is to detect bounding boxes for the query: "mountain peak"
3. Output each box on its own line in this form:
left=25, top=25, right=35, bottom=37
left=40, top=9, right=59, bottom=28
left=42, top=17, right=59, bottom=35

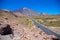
left=23, top=7, right=28, bottom=10
left=22, top=7, right=31, bottom=11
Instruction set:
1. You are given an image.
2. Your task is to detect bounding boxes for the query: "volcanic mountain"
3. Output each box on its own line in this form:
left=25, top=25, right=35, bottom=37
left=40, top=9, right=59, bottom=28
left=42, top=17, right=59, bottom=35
left=13, top=7, right=40, bottom=17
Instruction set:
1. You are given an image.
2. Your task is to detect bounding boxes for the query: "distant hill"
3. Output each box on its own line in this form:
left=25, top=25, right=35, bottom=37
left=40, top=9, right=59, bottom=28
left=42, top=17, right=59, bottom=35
left=0, top=9, right=27, bottom=17
left=13, top=7, right=40, bottom=17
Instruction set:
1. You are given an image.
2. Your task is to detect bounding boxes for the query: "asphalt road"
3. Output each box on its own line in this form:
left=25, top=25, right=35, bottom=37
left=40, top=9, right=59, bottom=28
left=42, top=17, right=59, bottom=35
left=32, top=20, right=60, bottom=38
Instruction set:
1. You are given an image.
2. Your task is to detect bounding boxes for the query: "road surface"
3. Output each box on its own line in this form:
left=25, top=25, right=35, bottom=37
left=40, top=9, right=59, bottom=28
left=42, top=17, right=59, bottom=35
left=32, top=20, right=60, bottom=38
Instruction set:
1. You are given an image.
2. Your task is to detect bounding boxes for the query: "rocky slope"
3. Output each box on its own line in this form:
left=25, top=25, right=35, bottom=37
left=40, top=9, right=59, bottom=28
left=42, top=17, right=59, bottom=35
left=0, top=10, right=59, bottom=40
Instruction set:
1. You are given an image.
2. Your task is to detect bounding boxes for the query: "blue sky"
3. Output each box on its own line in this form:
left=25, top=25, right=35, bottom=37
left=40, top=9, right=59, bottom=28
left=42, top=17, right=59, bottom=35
left=0, top=0, right=60, bottom=15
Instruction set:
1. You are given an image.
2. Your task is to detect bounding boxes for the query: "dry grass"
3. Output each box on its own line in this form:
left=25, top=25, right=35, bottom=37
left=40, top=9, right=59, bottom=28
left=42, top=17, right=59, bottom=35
left=33, top=15, right=60, bottom=27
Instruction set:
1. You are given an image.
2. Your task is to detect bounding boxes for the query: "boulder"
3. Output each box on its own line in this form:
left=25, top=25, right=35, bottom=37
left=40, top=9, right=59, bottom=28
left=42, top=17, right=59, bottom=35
left=0, top=24, right=13, bottom=35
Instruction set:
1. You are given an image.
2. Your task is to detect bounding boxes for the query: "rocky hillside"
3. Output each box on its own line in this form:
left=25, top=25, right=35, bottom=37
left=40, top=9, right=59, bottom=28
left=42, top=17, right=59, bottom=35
left=0, top=10, right=59, bottom=40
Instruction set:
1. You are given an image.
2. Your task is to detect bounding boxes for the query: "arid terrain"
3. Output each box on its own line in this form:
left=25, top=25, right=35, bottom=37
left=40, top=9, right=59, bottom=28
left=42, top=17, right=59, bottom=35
left=33, top=15, right=60, bottom=35
left=0, top=9, right=60, bottom=40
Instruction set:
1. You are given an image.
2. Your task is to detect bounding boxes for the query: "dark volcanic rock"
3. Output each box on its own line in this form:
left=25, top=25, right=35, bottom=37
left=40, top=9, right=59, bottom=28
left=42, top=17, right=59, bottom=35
left=0, top=24, right=13, bottom=35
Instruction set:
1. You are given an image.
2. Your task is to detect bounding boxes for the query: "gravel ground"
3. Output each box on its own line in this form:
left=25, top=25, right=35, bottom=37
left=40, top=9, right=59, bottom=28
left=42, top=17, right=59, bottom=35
left=48, top=27, right=60, bottom=35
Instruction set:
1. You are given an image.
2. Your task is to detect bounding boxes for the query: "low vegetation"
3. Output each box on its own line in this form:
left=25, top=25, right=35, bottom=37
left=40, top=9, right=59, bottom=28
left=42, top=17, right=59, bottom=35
left=33, top=15, right=60, bottom=27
